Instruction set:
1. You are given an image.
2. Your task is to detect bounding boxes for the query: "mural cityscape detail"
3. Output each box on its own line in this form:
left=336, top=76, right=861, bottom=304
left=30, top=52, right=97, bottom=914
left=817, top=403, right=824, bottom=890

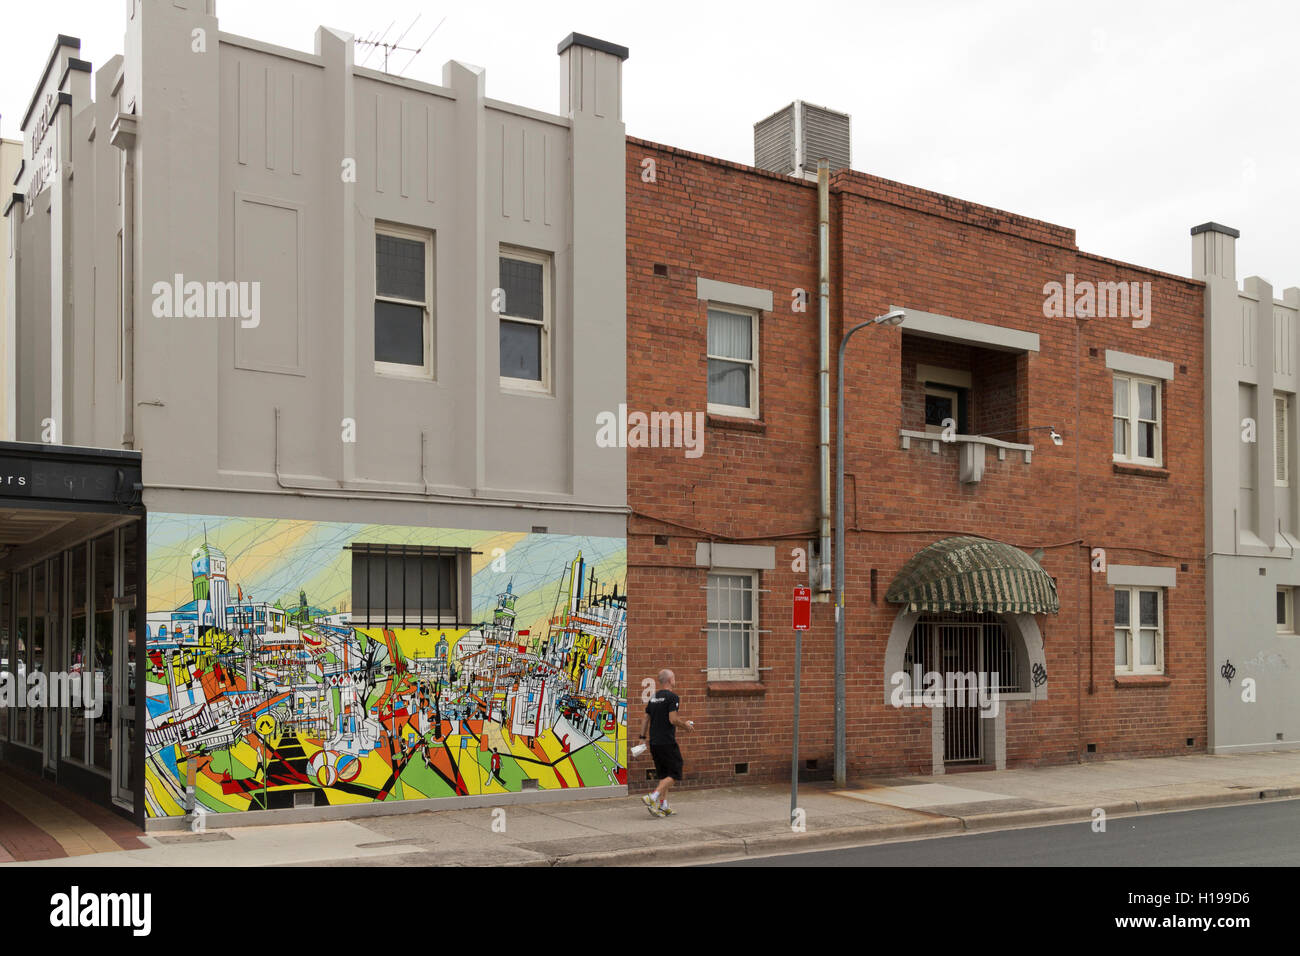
left=144, top=514, right=627, bottom=816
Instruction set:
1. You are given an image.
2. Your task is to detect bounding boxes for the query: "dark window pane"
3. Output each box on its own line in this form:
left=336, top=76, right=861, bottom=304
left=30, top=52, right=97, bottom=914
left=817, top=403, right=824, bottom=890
left=366, top=555, right=387, bottom=623
left=71, top=544, right=87, bottom=613
left=404, top=558, right=423, bottom=614
left=499, top=257, right=543, bottom=321
left=0, top=578, right=8, bottom=739
left=92, top=534, right=114, bottom=770
left=1279, top=589, right=1288, bottom=625
left=69, top=614, right=87, bottom=762
left=31, top=617, right=44, bottom=747
left=1139, top=590, right=1159, bottom=627
left=420, top=556, right=456, bottom=620
left=375, top=301, right=425, bottom=366
left=376, top=234, right=425, bottom=301
left=351, top=554, right=368, bottom=623
left=93, top=609, right=112, bottom=768
left=926, top=393, right=955, bottom=428
left=1114, top=589, right=1129, bottom=626
left=1138, top=421, right=1155, bottom=459
left=501, top=320, right=541, bottom=381
left=386, top=556, right=404, bottom=619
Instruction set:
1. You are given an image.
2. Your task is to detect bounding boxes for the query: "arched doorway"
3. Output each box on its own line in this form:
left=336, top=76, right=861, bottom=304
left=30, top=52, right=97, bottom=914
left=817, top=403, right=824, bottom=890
left=905, top=611, right=1025, bottom=764
left=883, top=537, right=1058, bottom=772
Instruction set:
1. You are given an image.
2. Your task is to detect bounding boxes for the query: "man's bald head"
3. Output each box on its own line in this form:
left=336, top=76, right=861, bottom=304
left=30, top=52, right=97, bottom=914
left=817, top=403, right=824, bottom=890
left=657, top=668, right=675, bottom=687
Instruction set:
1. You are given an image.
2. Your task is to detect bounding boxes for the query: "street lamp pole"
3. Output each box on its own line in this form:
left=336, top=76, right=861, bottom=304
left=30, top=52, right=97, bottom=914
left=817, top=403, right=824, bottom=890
left=834, top=309, right=906, bottom=789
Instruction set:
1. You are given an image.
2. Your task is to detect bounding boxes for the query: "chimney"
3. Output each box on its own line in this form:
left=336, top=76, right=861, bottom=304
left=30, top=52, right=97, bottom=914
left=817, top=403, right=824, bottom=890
left=558, top=33, right=628, bottom=122
left=754, top=100, right=850, bottom=179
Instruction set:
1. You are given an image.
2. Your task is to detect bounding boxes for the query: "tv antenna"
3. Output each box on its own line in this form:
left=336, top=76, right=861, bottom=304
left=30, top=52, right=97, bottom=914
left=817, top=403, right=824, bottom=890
left=355, top=14, right=445, bottom=75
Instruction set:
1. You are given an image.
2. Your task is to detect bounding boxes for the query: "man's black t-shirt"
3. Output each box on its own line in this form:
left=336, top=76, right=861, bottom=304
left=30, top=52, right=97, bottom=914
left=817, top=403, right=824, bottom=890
left=645, top=689, right=680, bottom=746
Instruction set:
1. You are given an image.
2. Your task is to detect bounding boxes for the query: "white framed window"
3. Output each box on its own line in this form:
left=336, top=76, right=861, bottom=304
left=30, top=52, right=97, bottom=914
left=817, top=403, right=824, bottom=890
left=374, top=223, right=434, bottom=378
left=1275, top=393, right=1289, bottom=486
left=1114, top=586, right=1164, bottom=675
left=1113, top=374, right=1162, bottom=465
left=917, top=364, right=970, bottom=435
left=1278, top=586, right=1295, bottom=635
left=498, top=247, right=552, bottom=392
left=707, top=306, right=759, bottom=418
left=706, top=570, right=758, bottom=681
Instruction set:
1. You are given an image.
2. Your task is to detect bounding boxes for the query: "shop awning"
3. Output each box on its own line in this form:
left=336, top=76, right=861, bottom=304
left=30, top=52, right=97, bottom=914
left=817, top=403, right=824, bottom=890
left=885, top=536, right=1060, bottom=614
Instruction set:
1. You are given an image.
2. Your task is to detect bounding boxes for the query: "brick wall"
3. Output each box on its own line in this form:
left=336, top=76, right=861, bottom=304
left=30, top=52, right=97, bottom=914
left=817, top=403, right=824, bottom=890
left=625, top=136, right=1206, bottom=790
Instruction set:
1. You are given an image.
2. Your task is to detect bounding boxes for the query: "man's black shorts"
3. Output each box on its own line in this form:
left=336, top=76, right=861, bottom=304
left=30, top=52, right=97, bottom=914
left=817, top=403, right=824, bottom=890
left=650, top=742, right=683, bottom=781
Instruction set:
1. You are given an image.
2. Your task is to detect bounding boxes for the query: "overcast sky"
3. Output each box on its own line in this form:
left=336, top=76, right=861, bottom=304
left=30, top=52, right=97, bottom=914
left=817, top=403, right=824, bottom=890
left=3, top=0, right=1297, bottom=285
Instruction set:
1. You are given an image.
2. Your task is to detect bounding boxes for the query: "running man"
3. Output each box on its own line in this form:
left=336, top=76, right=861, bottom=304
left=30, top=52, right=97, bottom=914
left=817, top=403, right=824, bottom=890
left=639, top=668, right=696, bottom=817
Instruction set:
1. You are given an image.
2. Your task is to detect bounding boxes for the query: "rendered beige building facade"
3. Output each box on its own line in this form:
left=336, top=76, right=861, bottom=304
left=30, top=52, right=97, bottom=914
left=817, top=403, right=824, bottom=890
left=3, top=0, right=630, bottom=823
left=0, top=137, right=20, bottom=440
left=1196, top=222, right=1300, bottom=753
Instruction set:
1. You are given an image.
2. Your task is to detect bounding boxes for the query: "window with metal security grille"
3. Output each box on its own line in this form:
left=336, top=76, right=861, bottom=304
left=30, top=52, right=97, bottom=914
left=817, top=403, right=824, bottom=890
left=1279, top=587, right=1296, bottom=635
left=1114, top=587, right=1164, bottom=674
left=499, top=247, right=551, bottom=390
left=1276, top=393, right=1290, bottom=486
left=1113, top=374, right=1162, bottom=465
left=374, top=224, right=434, bottom=377
left=706, top=571, right=758, bottom=680
left=707, top=306, right=759, bottom=418
left=901, top=612, right=1028, bottom=697
left=350, top=544, right=470, bottom=628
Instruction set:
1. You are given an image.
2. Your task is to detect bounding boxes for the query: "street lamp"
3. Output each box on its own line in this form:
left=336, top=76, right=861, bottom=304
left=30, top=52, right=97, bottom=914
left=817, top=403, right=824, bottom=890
left=834, top=308, right=906, bottom=788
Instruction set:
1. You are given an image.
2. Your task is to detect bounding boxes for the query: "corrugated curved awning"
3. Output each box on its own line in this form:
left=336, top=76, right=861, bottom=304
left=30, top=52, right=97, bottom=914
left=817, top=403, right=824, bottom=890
left=885, top=536, right=1060, bottom=615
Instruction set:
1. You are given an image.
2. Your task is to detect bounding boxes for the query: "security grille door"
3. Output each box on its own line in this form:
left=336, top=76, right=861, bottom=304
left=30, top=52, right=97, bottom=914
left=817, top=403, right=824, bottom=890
left=906, top=613, right=1021, bottom=767
left=939, top=623, right=983, bottom=764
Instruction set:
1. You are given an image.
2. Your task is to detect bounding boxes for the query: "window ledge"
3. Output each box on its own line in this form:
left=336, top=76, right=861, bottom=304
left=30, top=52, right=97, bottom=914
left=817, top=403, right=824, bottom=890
left=1112, top=462, right=1169, bottom=479
left=706, top=680, right=766, bottom=697
left=1114, top=674, right=1172, bottom=688
left=898, top=429, right=1034, bottom=461
left=500, top=381, right=553, bottom=398
left=707, top=414, right=766, bottom=433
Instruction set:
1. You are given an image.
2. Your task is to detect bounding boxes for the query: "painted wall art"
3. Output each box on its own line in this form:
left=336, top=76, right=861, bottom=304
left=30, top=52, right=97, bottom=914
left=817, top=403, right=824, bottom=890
left=144, top=513, right=626, bottom=816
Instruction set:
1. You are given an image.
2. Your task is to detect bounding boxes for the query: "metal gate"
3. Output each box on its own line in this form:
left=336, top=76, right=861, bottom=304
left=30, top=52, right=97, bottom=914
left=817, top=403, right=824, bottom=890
left=940, top=623, right=981, bottom=763
left=904, top=612, right=1021, bottom=766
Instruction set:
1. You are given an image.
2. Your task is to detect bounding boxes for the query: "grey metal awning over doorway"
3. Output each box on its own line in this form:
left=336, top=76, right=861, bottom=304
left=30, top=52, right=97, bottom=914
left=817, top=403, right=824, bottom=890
left=0, top=441, right=143, bottom=570
left=885, top=535, right=1060, bottom=615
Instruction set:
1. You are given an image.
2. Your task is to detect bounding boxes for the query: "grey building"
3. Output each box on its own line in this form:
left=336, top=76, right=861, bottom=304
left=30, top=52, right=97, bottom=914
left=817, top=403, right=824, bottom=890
left=2, top=0, right=628, bottom=826
left=1196, top=222, right=1300, bottom=753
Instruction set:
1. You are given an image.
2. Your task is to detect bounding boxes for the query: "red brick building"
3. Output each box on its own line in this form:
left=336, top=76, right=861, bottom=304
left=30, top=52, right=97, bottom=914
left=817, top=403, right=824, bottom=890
left=625, top=123, right=1206, bottom=790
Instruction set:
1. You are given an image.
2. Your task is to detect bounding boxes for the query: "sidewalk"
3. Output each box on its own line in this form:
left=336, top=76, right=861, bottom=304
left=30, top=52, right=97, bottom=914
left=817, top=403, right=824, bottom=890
left=11, top=749, right=1300, bottom=867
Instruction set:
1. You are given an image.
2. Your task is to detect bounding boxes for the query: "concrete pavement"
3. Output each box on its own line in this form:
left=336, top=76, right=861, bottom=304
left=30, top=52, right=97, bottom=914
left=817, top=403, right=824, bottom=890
left=9, top=749, right=1300, bottom=866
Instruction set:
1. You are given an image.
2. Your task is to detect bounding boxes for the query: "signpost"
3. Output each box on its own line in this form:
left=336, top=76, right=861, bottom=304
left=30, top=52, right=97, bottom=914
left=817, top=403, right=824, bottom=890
left=791, top=586, right=811, bottom=823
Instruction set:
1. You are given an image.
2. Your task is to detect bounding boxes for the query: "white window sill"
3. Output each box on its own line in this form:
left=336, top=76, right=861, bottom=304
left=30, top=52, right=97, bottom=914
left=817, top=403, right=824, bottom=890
left=500, top=378, right=551, bottom=397
left=375, top=363, right=435, bottom=382
left=707, top=402, right=759, bottom=420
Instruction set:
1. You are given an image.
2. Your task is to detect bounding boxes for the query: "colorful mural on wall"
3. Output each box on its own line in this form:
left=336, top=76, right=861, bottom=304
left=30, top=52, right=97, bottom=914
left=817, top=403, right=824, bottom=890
left=144, top=513, right=627, bottom=816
